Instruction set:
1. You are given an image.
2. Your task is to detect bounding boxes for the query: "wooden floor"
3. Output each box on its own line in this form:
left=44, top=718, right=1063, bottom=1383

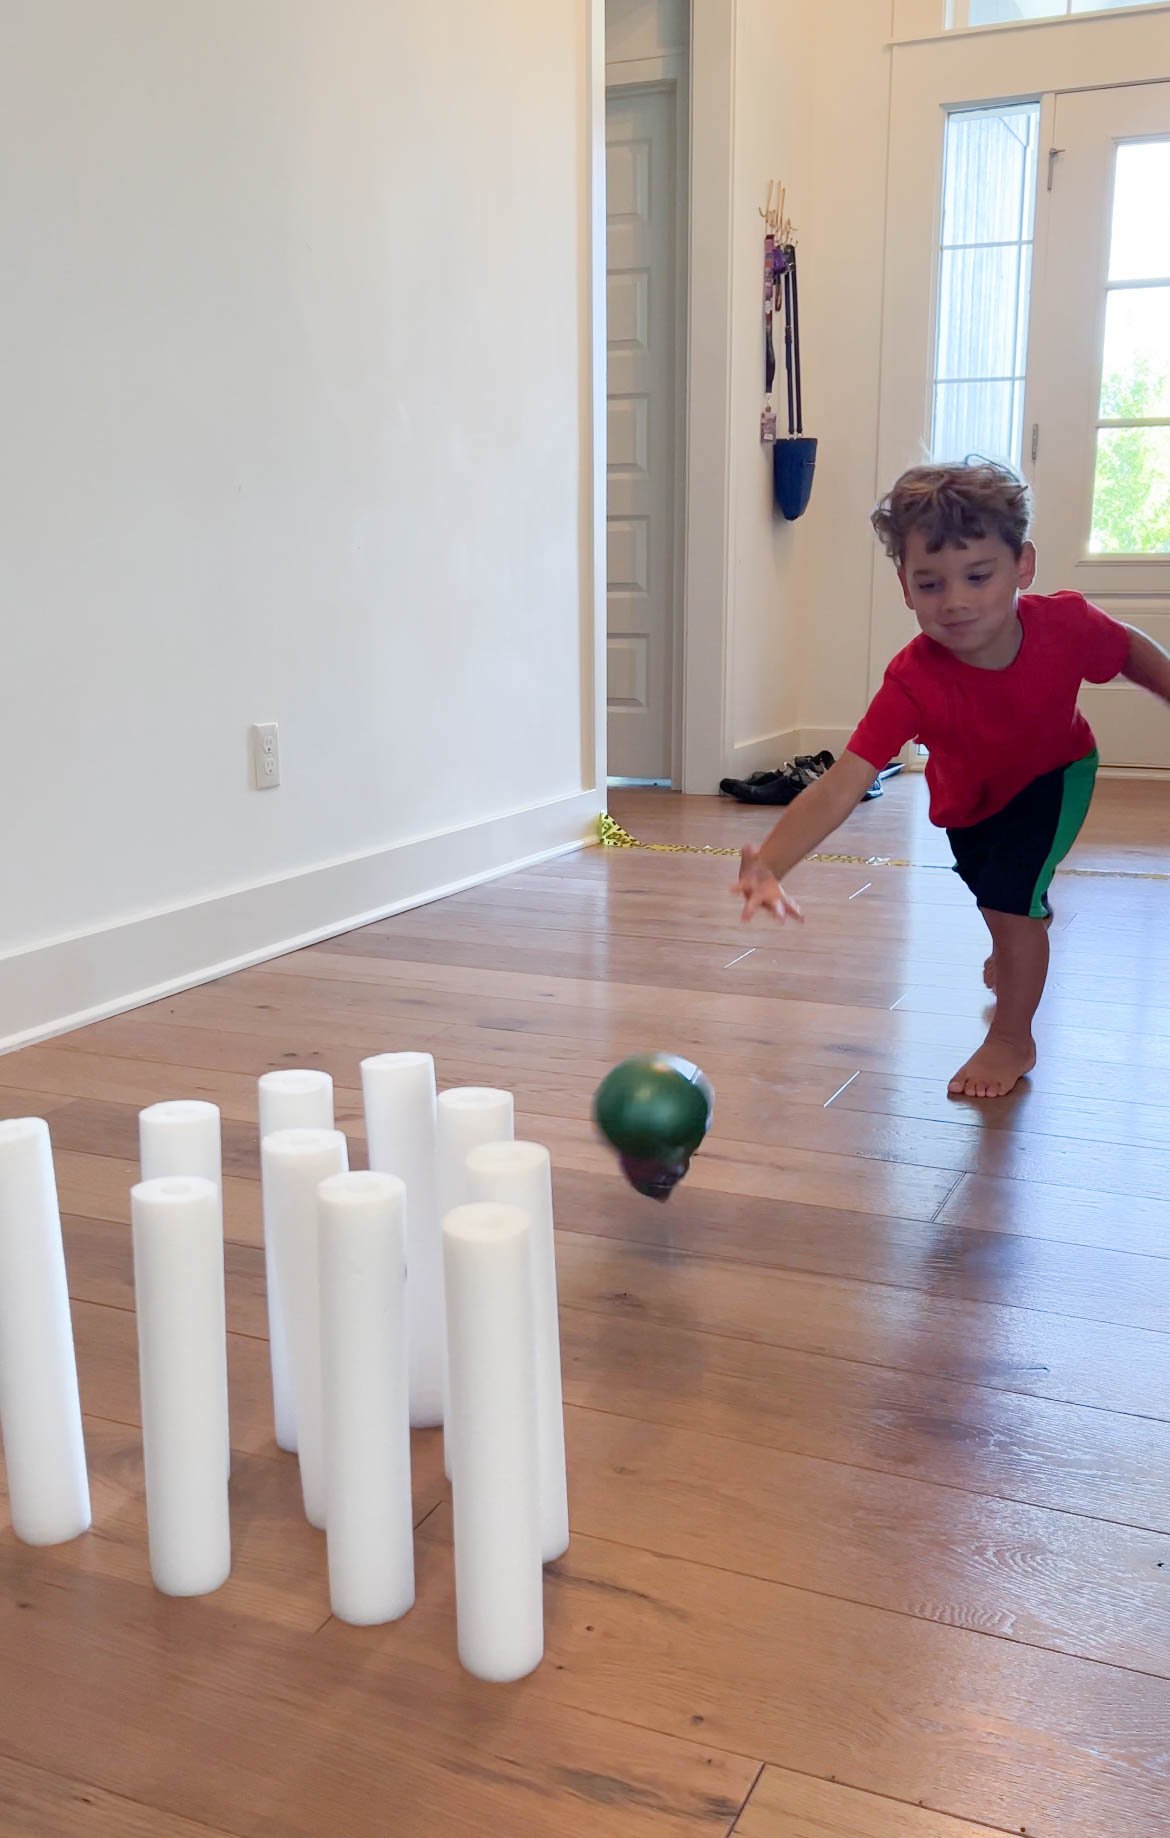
left=3, top=773, right=1170, bottom=1836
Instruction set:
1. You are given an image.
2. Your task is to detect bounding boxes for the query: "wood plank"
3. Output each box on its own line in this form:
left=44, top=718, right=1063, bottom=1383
left=556, top=1407, right=1170, bottom=1674
left=939, top=1173, right=1170, bottom=1260
left=20, top=1255, right=447, bottom=1513
left=37, top=1076, right=1170, bottom=1229
left=391, top=1530, right=1170, bottom=1837
left=50, top=1215, right=1170, bottom=1531
left=0, top=1045, right=368, bottom=1132
left=0, top=1753, right=242, bottom=1838
left=2, top=774, right=1167, bottom=1838
left=558, top=1309, right=1170, bottom=1532
left=0, top=1416, right=445, bottom=1635
left=65, top=1298, right=279, bottom=1456
left=895, top=981, right=1170, bottom=1040
left=549, top=1168, right=1170, bottom=1332
left=45, top=1103, right=963, bottom=1232
left=832, top=1069, right=1170, bottom=1157
left=733, top=1767, right=1012, bottom=1836
left=61, top=1215, right=270, bottom=1337
left=0, top=1569, right=757, bottom=1838
left=51, top=1149, right=265, bottom=1246
left=47, top=1100, right=264, bottom=1179
left=554, top=1232, right=1170, bottom=1418
left=50, top=986, right=1166, bottom=1110
left=0, top=1088, right=75, bottom=1121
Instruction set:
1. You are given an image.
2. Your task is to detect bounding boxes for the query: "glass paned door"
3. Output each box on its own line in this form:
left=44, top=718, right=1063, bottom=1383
left=1026, top=82, right=1170, bottom=768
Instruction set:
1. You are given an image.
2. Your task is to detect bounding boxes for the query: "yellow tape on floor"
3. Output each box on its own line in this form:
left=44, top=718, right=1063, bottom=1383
left=598, top=813, right=1170, bottom=883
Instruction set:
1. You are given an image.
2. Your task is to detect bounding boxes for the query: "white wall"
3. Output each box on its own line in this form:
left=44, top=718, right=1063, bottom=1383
left=780, top=3, right=896, bottom=751
left=724, top=1, right=894, bottom=771
left=1, top=1, right=603, bottom=1048
left=706, top=1, right=895, bottom=773
left=723, top=0, right=801, bottom=775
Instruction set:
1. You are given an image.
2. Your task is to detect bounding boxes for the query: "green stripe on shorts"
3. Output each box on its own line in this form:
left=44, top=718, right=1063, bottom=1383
left=1029, top=750, right=1099, bottom=919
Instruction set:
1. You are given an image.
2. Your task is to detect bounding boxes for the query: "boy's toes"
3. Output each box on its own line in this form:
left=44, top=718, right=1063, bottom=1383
left=948, top=1037, right=1036, bottom=1102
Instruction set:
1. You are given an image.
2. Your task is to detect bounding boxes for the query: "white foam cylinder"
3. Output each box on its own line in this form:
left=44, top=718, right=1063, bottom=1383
left=466, top=1142, right=569, bottom=1564
left=131, top=1176, right=231, bottom=1595
left=0, top=1120, right=91, bottom=1547
left=139, top=1100, right=229, bottom=1472
left=437, top=1087, right=516, bottom=1216
left=443, top=1202, right=542, bottom=1683
left=139, top=1099, right=223, bottom=1189
left=260, top=1128, right=347, bottom=1528
left=257, top=1071, right=335, bottom=1453
left=318, top=1172, right=415, bottom=1626
left=360, top=1054, right=443, bottom=1428
left=258, top=1070, right=335, bottom=1137
left=437, top=1087, right=515, bottom=1475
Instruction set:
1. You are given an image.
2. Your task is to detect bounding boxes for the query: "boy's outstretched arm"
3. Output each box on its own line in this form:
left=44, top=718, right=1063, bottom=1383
left=1121, top=626, right=1170, bottom=702
left=732, top=750, right=882, bottom=922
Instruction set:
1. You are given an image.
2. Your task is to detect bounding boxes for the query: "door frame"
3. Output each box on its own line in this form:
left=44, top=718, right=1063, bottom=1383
left=601, top=3, right=737, bottom=792
left=604, top=69, right=689, bottom=784
left=868, top=6, right=1170, bottom=773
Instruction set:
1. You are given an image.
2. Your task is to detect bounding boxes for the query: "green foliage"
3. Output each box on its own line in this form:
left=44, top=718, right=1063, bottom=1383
left=1091, top=358, right=1170, bottom=555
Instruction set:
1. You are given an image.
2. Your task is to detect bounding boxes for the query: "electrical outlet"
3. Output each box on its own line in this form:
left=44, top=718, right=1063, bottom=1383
left=250, top=722, right=280, bottom=790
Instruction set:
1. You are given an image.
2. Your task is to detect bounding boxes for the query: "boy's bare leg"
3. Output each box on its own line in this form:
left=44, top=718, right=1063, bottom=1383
left=983, top=911, right=1051, bottom=993
left=950, top=908, right=1048, bottom=1098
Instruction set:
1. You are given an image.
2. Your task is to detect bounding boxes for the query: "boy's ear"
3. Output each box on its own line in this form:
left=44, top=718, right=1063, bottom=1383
left=1017, top=541, right=1038, bottom=590
left=897, top=566, right=915, bottom=610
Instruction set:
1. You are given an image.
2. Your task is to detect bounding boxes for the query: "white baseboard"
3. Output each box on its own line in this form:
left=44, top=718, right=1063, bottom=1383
left=793, top=725, right=854, bottom=761
left=0, top=790, right=601, bottom=1055
left=722, top=727, right=854, bottom=781
left=722, top=729, right=799, bottom=780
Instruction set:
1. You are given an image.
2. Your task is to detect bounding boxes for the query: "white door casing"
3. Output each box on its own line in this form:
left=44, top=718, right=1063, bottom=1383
left=606, top=85, right=678, bottom=781
left=1028, top=82, right=1170, bottom=769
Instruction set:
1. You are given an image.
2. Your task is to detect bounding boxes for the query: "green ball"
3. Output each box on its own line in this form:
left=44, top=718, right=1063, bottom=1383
left=593, top=1054, right=714, bottom=1161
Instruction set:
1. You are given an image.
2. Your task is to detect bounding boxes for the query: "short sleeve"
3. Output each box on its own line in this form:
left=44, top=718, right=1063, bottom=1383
left=1073, top=594, right=1130, bottom=684
left=847, top=671, right=919, bottom=772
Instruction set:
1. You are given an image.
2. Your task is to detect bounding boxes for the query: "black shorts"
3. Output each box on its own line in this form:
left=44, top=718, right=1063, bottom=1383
left=947, top=752, right=1098, bottom=919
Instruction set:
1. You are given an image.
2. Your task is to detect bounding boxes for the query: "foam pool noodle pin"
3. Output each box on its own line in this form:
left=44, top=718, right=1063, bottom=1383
left=592, top=1054, right=714, bottom=1201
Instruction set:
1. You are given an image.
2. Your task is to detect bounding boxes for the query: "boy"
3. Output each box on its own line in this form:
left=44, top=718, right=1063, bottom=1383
left=733, top=461, right=1170, bottom=1099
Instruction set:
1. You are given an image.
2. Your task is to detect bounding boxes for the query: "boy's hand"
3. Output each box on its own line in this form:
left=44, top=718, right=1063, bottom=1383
left=731, top=845, right=804, bottom=924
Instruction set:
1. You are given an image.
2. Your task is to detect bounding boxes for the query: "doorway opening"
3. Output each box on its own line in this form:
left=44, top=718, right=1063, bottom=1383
left=604, top=41, right=689, bottom=787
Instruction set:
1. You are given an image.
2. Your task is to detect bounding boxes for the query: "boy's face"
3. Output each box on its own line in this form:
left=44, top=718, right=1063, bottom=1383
left=898, top=529, right=1036, bottom=664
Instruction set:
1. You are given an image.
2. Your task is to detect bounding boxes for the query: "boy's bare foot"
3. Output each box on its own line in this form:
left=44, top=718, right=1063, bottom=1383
left=983, top=955, right=997, bottom=992
left=948, top=1032, right=1036, bottom=1100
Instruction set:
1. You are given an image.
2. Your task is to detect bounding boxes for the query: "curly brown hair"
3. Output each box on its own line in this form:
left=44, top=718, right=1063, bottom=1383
left=871, top=460, right=1032, bottom=566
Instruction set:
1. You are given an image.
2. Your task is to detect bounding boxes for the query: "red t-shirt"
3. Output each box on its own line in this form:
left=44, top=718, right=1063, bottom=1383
left=848, top=591, right=1129, bottom=829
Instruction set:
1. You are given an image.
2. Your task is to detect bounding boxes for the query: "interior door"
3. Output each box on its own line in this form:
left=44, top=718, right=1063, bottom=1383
left=1028, top=83, right=1170, bottom=769
left=605, top=86, right=677, bottom=782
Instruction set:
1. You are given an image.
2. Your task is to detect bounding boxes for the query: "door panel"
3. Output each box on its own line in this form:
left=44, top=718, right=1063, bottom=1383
left=606, top=86, right=677, bottom=781
left=1028, top=83, right=1170, bottom=768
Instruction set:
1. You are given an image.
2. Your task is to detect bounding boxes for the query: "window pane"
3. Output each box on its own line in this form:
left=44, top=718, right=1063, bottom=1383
left=936, top=246, right=1024, bottom=379
left=1099, top=287, right=1170, bottom=419
left=1108, top=141, right=1170, bottom=283
left=967, top=0, right=1166, bottom=20
left=968, top=1, right=1064, bottom=22
left=1090, top=427, right=1170, bottom=554
left=931, top=101, right=1039, bottom=468
left=933, top=380, right=1018, bottom=465
left=942, top=107, right=1039, bottom=244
